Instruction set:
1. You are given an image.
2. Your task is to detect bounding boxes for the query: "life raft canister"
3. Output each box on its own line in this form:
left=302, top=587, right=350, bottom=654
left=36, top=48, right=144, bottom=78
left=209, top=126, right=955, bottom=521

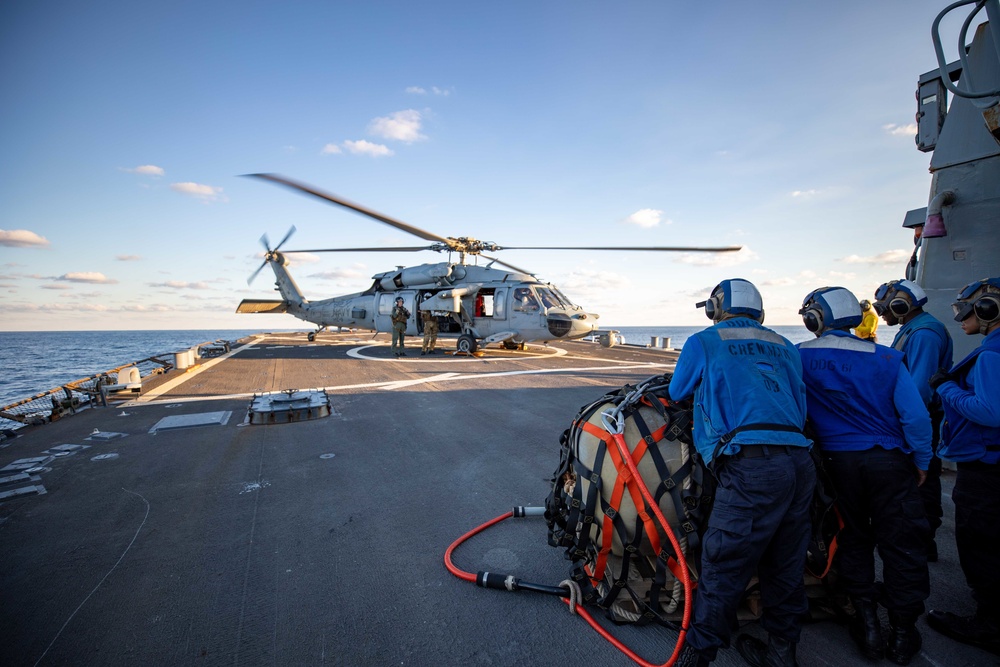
left=544, top=373, right=706, bottom=625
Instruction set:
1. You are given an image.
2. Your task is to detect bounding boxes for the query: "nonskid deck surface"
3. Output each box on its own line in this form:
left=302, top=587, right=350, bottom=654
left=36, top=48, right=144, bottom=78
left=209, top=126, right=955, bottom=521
left=0, top=332, right=986, bottom=666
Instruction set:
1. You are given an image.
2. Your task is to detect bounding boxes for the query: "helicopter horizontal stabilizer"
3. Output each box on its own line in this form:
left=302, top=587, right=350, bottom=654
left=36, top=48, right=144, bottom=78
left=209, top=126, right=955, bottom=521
left=236, top=299, right=289, bottom=314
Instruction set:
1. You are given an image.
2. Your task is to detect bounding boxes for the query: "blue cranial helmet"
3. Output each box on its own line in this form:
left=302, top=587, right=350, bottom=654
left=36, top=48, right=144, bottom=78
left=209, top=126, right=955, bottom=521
left=952, top=277, right=1000, bottom=332
left=696, top=278, right=764, bottom=323
left=799, top=286, right=863, bottom=336
left=873, top=279, right=927, bottom=318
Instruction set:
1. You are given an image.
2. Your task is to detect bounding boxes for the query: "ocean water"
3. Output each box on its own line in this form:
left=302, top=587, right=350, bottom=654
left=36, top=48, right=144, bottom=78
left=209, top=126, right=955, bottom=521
left=0, top=324, right=899, bottom=410
left=0, top=329, right=300, bottom=409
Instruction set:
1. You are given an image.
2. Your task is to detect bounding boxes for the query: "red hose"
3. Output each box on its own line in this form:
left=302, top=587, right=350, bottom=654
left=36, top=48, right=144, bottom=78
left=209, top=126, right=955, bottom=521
left=445, top=430, right=694, bottom=667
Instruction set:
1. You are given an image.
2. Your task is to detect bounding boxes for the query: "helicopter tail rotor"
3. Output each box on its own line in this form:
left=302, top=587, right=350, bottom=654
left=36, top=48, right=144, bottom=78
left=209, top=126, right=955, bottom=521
left=248, top=225, right=296, bottom=284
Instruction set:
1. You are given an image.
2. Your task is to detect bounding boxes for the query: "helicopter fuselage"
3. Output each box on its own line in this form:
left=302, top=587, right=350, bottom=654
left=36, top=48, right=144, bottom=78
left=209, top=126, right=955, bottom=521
left=239, top=254, right=599, bottom=350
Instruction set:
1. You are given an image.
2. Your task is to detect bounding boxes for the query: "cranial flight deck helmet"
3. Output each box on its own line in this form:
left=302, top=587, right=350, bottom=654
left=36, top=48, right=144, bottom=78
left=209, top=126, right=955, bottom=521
left=696, top=278, right=764, bottom=323
left=873, top=279, right=928, bottom=318
left=952, top=277, right=1000, bottom=334
left=799, top=286, right=863, bottom=336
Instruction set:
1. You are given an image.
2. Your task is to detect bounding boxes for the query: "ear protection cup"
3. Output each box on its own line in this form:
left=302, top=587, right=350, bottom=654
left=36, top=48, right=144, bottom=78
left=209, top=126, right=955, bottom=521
left=889, top=297, right=911, bottom=317
left=802, top=307, right=823, bottom=333
left=974, top=295, right=1000, bottom=323
left=703, top=293, right=723, bottom=321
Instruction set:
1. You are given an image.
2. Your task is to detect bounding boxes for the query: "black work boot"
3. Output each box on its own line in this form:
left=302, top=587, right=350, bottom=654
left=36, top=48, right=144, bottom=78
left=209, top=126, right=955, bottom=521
left=849, top=597, right=885, bottom=659
left=927, top=609, right=1000, bottom=656
left=736, top=633, right=798, bottom=667
left=675, top=643, right=710, bottom=667
left=886, top=611, right=922, bottom=665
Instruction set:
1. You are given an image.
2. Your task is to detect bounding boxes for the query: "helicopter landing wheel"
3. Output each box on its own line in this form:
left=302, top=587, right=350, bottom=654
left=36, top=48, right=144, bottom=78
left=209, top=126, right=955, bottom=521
left=308, top=332, right=316, bottom=342
left=457, top=334, right=478, bottom=354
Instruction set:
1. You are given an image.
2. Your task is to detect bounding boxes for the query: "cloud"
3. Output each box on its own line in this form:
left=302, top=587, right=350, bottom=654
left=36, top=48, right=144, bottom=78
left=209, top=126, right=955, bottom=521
left=406, top=86, right=451, bottom=96
left=170, top=182, right=225, bottom=201
left=58, top=272, right=118, bottom=284
left=149, top=280, right=211, bottom=289
left=838, top=249, right=910, bottom=264
left=622, top=209, right=667, bottom=228
left=308, top=267, right=367, bottom=280
left=790, top=189, right=820, bottom=199
left=42, top=284, right=73, bottom=290
left=883, top=123, right=918, bottom=136
left=125, top=164, right=165, bottom=176
left=762, top=277, right=798, bottom=287
left=343, top=140, right=394, bottom=157
left=116, top=254, right=142, bottom=261
left=0, top=229, right=51, bottom=248
left=321, top=143, right=343, bottom=154
left=368, top=109, right=426, bottom=143
left=675, top=246, right=758, bottom=267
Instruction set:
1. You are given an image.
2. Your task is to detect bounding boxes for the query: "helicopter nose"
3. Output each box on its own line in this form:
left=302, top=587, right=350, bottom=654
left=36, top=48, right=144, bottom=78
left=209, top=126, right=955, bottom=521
left=546, top=311, right=600, bottom=338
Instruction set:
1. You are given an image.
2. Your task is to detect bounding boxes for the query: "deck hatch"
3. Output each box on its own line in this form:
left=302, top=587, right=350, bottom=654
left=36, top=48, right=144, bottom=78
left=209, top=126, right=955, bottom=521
left=247, top=389, right=332, bottom=425
left=149, top=411, right=233, bottom=433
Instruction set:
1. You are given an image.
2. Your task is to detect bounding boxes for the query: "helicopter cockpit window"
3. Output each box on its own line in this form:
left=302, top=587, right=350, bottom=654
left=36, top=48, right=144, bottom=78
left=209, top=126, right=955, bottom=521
left=513, top=287, right=540, bottom=312
left=535, top=287, right=568, bottom=309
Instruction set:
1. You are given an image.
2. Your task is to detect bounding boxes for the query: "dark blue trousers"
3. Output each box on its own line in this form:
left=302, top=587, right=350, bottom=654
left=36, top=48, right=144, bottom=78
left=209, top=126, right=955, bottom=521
left=823, top=447, right=929, bottom=616
left=687, top=446, right=816, bottom=660
left=954, top=461, right=1000, bottom=617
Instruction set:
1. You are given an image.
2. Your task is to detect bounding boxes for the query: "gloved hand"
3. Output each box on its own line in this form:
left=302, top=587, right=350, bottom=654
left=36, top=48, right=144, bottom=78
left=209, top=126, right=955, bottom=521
left=928, top=370, right=955, bottom=390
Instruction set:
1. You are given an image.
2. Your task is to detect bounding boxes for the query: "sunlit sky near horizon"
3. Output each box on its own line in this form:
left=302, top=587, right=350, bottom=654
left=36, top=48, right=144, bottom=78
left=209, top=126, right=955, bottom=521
left=0, top=1, right=980, bottom=331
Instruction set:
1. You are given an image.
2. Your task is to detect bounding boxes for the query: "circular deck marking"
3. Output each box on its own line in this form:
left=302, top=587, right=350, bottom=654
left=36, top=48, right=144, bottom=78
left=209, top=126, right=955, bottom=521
left=91, top=453, right=119, bottom=461
left=320, top=453, right=336, bottom=459
left=347, top=344, right=567, bottom=362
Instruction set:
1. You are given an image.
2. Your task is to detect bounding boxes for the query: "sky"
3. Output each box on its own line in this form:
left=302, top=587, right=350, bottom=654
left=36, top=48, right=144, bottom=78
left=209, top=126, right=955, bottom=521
left=0, top=1, right=981, bottom=331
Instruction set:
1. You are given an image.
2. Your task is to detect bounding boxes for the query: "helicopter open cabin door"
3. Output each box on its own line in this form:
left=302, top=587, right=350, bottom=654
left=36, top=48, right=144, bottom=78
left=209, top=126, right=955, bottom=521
left=377, top=292, right=416, bottom=335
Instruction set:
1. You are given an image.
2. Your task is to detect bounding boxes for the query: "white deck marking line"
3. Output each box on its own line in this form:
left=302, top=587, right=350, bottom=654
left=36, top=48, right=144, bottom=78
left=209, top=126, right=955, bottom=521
left=135, top=336, right=266, bottom=402
left=128, top=362, right=672, bottom=406
left=346, top=344, right=567, bottom=361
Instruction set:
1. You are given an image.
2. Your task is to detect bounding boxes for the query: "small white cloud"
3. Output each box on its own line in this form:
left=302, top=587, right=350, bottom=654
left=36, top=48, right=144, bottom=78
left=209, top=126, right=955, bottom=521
left=622, top=209, right=667, bottom=228
left=406, top=86, right=427, bottom=95
left=170, top=182, right=225, bottom=201
left=0, top=229, right=50, bottom=248
left=368, top=109, right=426, bottom=143
left=116, top=254, right=142, bottom=261
left=839, top=249, right=910, bottom=264
left=790, top=189, right=820, bottom=199
left=762, top=277, right=798, bottom=287
left=131, top=165, right=165, bottom=176
left=58, top=272, right=118, bottom=284
left=42, top=284, right=73, bottom=290
left=321, top=143, right=342, bottom=155
left=431, top=86, right=451, bottom=96
left=343, top=140, right=394, bottom=157
left=883, top=123, right=918, bottom=136
left=149, top=280, right=211, bottom=289
left=309, top=268, right=367, bottom=280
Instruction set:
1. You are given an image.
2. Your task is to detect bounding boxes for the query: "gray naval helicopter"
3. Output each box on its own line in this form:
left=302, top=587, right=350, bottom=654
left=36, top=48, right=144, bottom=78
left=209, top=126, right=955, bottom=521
left=236, top=173, right=740, bottom=352
left=906, top=0, right=1000, bottom=360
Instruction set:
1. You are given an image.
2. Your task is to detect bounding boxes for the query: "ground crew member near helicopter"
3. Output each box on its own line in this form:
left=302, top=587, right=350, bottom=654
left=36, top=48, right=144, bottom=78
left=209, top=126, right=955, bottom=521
left=390, top=296, right=410, bottom=357
left=874, top=278, right=953, bottom=562
left=797, top=286, right=931, bottom=666
left=853, top=299, right=879, bottom=342
left=668, top=278, right=815, bottom=667
left=421, top=297, right=438, bottom=355
left=927, top=277, right=1000, bottom=657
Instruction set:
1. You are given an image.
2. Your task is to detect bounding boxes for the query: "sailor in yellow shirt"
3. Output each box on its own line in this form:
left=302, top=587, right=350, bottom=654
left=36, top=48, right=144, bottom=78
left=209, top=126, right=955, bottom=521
left=854, top=299, right=879, bottom=342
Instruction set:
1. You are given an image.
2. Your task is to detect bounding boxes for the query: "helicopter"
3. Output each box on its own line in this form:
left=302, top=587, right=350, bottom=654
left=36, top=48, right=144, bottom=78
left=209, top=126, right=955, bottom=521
left=237, top=174, right=742, bottom=352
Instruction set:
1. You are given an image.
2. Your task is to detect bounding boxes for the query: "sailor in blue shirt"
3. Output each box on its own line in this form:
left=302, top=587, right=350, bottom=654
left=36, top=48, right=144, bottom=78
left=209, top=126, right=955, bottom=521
left=669, top=279, right=814, bottom=667
left=927, top=278, right=1000, bottom=657
left=874, top=279, right=954, bottom=561
left=797, top=286, right=931, bottom=666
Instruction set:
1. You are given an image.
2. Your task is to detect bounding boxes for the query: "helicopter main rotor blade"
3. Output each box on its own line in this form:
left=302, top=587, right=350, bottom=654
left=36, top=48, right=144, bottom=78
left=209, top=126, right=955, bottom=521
left=246, top=173, right=452, bottom=246
left=283, top=246, right=440, bottom=254
left=498, top=245, right=744, bottom=252
left=480, top=254, right=536, bottom=276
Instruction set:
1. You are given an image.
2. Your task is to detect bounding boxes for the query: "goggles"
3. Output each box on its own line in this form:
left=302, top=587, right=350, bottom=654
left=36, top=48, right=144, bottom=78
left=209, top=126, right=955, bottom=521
left=953, top=301, right=976, bottom=322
